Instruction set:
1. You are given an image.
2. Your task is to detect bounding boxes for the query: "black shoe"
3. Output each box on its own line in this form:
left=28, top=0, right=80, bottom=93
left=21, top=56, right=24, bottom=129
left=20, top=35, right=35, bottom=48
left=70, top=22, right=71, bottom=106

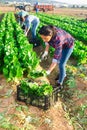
left=56, top=83, right=64, bottom=92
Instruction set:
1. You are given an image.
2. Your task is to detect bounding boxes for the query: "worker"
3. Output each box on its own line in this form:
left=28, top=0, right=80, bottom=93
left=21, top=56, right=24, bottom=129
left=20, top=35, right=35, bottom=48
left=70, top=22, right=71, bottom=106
left=22, top=14, right=40, bottom=46
left=17, top=9, right=29, bottom=28
left=39, top=25, right=75, bottom=90
left=35, top=2, right=39, bottom=14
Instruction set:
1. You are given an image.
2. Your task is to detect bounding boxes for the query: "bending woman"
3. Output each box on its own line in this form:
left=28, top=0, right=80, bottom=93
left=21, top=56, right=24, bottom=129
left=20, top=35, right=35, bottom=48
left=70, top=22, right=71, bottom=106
left=39, top=25, right=75, bottom=89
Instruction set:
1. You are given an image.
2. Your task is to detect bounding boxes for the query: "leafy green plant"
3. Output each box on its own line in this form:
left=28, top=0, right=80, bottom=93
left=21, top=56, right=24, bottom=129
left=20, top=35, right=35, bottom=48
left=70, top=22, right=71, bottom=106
left=20, top=79, right=53, bottom=97
left=29, top=70, right=46, bottom=79
left=0, top=13, right=40, bottom=81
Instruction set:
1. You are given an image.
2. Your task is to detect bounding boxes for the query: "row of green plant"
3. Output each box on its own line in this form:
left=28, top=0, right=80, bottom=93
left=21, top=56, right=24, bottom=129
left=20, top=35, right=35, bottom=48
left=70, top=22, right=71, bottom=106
left=40, top=13, right=87, bottom=28
left=0, top=13, right=40, bottom=81
left=38, top=13, right=87, bottom=43
left=39, top=13, right=87, bottom=29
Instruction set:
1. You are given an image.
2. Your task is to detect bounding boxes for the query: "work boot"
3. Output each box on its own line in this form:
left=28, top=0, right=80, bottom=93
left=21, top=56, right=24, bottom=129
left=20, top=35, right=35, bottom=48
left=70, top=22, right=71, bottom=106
left=55, top=82, right=64, bottom=92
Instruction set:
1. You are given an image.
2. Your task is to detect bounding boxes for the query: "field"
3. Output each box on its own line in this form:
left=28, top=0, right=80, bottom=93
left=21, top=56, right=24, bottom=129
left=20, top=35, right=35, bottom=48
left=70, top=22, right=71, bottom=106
left=0, top=6, right=87, bottom=130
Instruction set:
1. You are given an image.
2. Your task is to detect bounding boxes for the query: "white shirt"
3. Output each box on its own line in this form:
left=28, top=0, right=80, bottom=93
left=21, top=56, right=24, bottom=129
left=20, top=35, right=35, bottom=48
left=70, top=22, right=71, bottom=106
left=25, top=15, right=39, bottom=29
left=18, top=10, right=28, bottom=17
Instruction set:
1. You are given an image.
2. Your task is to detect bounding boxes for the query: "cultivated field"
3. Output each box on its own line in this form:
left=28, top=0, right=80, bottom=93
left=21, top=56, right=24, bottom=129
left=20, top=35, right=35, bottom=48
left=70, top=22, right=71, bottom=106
left=0, top=6, right=87, bottom=130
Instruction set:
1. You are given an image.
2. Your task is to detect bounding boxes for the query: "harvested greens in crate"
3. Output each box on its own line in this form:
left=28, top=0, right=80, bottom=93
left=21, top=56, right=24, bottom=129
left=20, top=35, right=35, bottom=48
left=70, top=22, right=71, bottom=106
left=17, top=79, right=59, bottom=110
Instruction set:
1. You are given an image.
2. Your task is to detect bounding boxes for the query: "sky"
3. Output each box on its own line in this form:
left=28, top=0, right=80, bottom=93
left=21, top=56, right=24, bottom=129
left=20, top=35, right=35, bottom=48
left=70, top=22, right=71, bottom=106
left=52, top=0, right=87, bottom=5
left=1, top=0, right=87, bottom=5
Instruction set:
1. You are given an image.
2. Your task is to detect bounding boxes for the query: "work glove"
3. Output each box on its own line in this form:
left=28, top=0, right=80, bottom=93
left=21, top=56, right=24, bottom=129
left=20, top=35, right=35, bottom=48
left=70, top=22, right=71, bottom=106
left=41, top=51, right=48, bottom=60
left=46, top=70, right=51, bottom=75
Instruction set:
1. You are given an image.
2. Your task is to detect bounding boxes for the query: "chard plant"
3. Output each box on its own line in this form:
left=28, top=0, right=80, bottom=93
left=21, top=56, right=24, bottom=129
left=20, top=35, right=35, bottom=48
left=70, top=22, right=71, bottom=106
left=20, top=79, right=53, bottom=97
left=0, top=13, right=40, bottom=81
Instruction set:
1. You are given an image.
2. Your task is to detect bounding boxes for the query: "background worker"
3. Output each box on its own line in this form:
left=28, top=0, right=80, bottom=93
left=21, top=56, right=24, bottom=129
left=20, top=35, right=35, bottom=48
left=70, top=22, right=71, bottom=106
left=34, top=2, right=39, bottom=14
left=17, top=9, right=29, bottom=28
left=22, top=14, right=40, bottom=46
left=39, top=25, right=75, bottom=90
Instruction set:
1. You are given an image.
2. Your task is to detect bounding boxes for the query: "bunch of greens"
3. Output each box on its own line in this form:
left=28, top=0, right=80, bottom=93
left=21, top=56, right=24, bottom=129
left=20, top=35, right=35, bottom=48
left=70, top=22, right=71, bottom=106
left=20, top=79, right=53, bottom=97
left=29, top=70, right=47, bottom=79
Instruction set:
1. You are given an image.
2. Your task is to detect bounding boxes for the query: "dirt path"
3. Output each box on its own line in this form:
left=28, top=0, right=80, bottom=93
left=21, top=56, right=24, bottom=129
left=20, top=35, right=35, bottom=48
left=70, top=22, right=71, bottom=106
left=0, top=6, right=15, bottom=12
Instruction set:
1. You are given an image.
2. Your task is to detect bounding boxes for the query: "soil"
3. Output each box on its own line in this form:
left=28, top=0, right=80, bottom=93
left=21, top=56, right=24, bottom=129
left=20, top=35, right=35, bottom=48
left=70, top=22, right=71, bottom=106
left=0, top=6, right=87, bottom=130
left=0, top=6, right=15, bottom=12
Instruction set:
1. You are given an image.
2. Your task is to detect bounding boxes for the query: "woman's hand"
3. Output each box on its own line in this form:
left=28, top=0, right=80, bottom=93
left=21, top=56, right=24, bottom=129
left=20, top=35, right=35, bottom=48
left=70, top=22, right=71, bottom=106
left=46, top=70, right=51, bottom=75
left=41, top=44, right=49, bottom=60
left=41, top=51, right=48, bottom=60
left=46, top=62, right=57, bottom=75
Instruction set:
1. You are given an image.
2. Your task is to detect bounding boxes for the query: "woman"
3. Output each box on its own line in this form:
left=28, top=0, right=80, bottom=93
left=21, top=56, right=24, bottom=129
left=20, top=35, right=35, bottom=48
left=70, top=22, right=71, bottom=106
left=39, top=25, right=75, bottom=89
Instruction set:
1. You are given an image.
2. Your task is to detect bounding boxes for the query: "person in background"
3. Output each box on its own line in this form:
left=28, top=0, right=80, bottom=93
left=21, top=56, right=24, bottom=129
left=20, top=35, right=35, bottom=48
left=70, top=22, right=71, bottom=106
left=35, top=2, right=39, bottom=14
left=39, top=25, right=75, bottom=90
left=22, top=14, right=40, bottom=46
left=17, top=9, right=29, bottom=28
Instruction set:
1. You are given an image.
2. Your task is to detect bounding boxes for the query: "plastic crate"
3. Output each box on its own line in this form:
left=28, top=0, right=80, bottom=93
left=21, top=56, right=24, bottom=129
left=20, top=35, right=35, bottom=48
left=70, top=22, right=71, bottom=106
left=17, top=85, right=59, bottom=110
